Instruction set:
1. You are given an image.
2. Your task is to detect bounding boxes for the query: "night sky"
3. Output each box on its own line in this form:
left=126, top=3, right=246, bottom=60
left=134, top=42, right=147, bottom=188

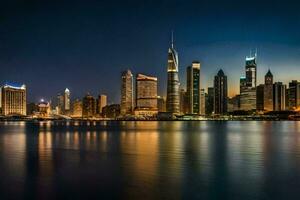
left=1, top=0, right=300, bottom=103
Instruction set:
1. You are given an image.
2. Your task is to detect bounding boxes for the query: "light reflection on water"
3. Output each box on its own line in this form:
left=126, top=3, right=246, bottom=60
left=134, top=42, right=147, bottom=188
left=0, top=121, right=300, bottom=199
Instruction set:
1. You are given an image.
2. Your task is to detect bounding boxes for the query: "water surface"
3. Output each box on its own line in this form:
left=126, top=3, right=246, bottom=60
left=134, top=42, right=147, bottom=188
left=0, top=121, right=300, bottom=199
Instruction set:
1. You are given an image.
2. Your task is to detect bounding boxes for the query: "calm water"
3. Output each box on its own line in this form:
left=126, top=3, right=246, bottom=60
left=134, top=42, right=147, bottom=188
left=1, top=121, right=300, bottom=199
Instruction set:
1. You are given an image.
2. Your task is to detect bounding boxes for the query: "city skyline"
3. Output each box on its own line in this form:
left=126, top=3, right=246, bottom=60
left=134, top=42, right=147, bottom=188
left=1, top=0, right=300, bottom=102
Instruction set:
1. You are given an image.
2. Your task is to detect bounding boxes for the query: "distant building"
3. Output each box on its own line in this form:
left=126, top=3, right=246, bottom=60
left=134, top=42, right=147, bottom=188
left=179, top=89, right=188, bottom=114
left=157, top=96, right=166, bottom=112
left=27, top=102, right=37, bottom=115
left=97, top=94, right=107, bottom=115
left=82, top=93, right=96, bottom=118
left=214, top=69, right=228, bottom=115
left=256, top=84, right=264, bottom=111
left=200, top=88, right=206, bottom=115
left=240, top=76, right=256, bottom=111
left=1, top=83, right=26, bottom=116
left=186, top=61, right=201, bottom=114
left=245, top=54, right=257, bottom=88
left=134, top=74, right=158, bottom=116
left=288, top=80, right=300, bottom=110
left=206, top=87, right=214, bottom=115
left=56, top=93, right=64, bottom=114
left=120, top=70, right=134, bottom=115
left=102, top=104, right=120, bottom=119
left=166, top=34, right=180, bottom=114
left=227, top=95, right=240, bottom=112
left=273, top=82, right=286, bottom=111
left=264, top=70, right=273, bottom=111
left=64, top=88, right=70, bottom=112
left=37, top=100, right=50, bottom=117
left=72, top=99, right=82, bottom=118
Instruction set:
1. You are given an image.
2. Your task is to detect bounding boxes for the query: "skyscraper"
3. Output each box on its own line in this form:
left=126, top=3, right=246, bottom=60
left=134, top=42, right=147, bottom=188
left=186, top=61, right=201, bottom=114
left=121, top=70, right=134, bottom=115
left=179, top=89, right=188, bottom=114
left=273, top=82, right=286, bottom=111
left=71, top=99, right=82, bottom=118
left=214, top=69, right=228, bottom=115
left=135, top=74, right=158, bottom=116
left=64, top=88, right=70, bottom=112
left=288, top=80, right=300, bottom=110
left=206, top=87, right=214, bottom=115
left=200, top=88, right=206, bottom=115
left=157, top=96, right=166, bottom=112
left=97, top=94, right=107, bottom=115
left=56, top=93, right=64, bottom=114
left=245, top=54, right=257, bottom=88
left=166, top=33, right=180, bottom=114
left=82, top=93, right=96, bottom=118
left=264, top=70, right=273, bottom=111
left=1, top=83, right=26, bottom=116
left=256, top=84, right=264, bottom=111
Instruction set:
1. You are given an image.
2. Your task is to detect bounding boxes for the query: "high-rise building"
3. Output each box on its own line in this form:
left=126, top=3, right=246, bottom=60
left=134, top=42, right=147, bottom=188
left=166, top=34, right=180, bottom=114
left=214, top=69, right=228, bottom=115
left=227, top=95, right=240, bottom=112
left=97, top=94, right=107, bottom=115
left=273, top=82, right=286, bottom=111
left=56, top=93, right=64, bottom=114
left=102, top=104, right=120, bottom=119
left=135, top=74, right=158, bottom=116
left=64, top=88, right=70, bottom=112
left=1, top=83, right=26, bottom=116
left=264, top=70, right=273, bottom=111
left=179, top=89, right=188, bottom=114
left=82, top=93, right=96, bottom=118
left=256, top=84, right=264, bottom=111
left=200, top=88, right=205, bottom=115
left=288, top=80, right=300, bottom=110
left=121, top=70, right=134, bottom=115
left=186, top=61, right=201, bottom=114
left=71, top=99, right=82, bottom=118
left=245, top=54, right=257, bottom=88
left=157, top=96, right=166, bottom=112
left=206, top=87, right=214, bottom=115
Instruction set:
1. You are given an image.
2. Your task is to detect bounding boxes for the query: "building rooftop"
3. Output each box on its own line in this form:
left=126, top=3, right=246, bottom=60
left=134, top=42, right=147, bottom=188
left=3, top=82, right=26, bottom=90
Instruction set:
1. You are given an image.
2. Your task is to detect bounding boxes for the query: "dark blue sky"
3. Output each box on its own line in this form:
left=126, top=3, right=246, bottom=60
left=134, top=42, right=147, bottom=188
left=1, top=0, right=300, bottom=103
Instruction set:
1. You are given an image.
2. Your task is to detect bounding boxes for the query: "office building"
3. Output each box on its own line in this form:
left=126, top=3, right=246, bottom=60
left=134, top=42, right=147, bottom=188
left=256, top=84, right=264, bottom=111
left=135, top=74, right=158, bottom=116
left=200, top=88, right=205, bottom=115
left=179, top=89, right=188, bottom=114
left=64, top=88, right=70, bottom=112
left=1, top=83, right=26, bottom=116
left=273, top=82, right=286, bottom=111
left=72, top=99, right=82, bottom=118
left=82, top=93, right=96, bottom=118
left=166, top=33, right=180, bottom=114
left=121, top=70, right=134, bottom=115
left=186, top=61, right=201, bottom=114
left=288, top=80, right=300, bottom=110
left=206, top=87, right=214, bottom=115
left=97, top=94, right=107, bottom=115
left=264, top=70, right=273, bottom=111
left=157, top=96, right=166, bottom=112
left=214, top=69, right=228, bottom=115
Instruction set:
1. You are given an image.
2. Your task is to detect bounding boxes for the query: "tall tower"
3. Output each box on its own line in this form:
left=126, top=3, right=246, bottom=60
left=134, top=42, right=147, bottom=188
left=121, top=70, right=134, bottom=115
left=64, top=88, right=70, bottom=112
left=214, top=69, right=228, bottom=115
left=264, top=70, right=273, bottom=111
left=186, top=61, right=201, bottom=114
left=166, top=32, right=180, bottom=114
left=245, top=52, right=257, bottom=88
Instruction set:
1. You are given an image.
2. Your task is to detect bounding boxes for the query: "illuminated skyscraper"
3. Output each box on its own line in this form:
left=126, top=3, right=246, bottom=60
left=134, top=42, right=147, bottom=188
left=245, top=53, right=257, bottom=88
left=179, top=89, right=188, bottom=114
left=214, top=69, right=228, bottom=114
left=56, top=93, right=64, bottom=114
left=186, top=61, right=200, bottom=114
left=273, top=82, right=286, bottom=111
left=71, top=99, right=82, bottom=118
left=264, top=70, right=273, bottom=111
left=1, top=83, right=26, bottom=116
left=82, top=93, right=96, bottom=118
left=166, top=33, right=180, bottom=114
left=97, top=94, right=107, bottom=115
left=288, top=80, right=300, bottom=110
left=200, top=88, right=206, bottom=115
left=64, top=88, right=70, bottom=112
left=135, top=74, right=157, bottom=109
left=121, top=70, right=133, bottom=115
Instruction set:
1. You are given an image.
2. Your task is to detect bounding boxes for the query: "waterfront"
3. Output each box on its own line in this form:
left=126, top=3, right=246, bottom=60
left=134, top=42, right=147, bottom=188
left=1, top=121, right=300, bottom=199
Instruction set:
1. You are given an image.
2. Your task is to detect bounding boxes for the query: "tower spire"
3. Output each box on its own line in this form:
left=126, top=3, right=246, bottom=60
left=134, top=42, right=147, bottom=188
left=171, top=30, right=174, bottom=48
